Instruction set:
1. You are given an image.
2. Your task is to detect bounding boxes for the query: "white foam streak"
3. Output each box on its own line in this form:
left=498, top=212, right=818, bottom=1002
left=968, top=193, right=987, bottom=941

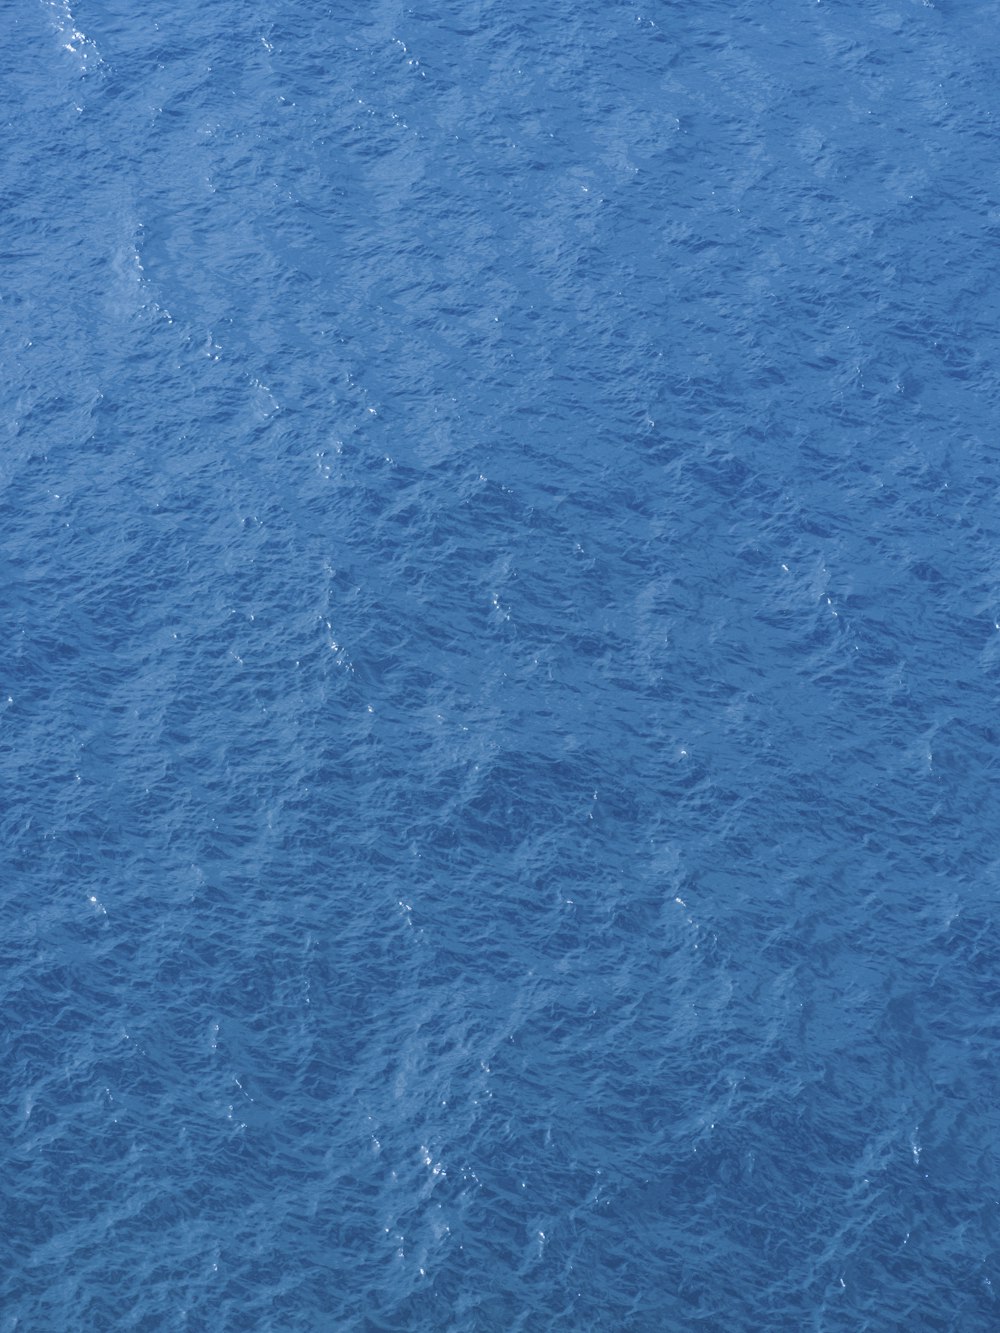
left=41, top=0, right=102, bottom=72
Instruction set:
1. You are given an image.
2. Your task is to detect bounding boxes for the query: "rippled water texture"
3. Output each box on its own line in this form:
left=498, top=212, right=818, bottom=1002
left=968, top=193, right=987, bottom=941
left=4, top=0, right=1000, bottom=1327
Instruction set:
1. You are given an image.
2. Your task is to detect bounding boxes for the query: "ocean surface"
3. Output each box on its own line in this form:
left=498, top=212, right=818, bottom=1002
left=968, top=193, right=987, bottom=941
left=3, top=0, right=1000, bottom=1327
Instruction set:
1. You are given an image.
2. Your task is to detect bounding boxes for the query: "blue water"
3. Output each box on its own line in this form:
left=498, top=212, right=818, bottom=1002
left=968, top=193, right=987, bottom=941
left=4, top=0, right=1000, bottom=1327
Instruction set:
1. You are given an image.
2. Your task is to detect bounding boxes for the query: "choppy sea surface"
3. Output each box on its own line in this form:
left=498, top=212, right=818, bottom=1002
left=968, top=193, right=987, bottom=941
left=4, top=0, right=1000, bottom=1327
